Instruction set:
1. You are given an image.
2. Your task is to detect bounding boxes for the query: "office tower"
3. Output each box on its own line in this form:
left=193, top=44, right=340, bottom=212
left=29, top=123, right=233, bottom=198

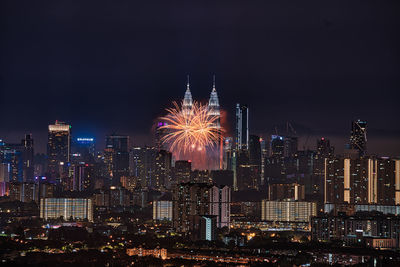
left=154, top=150, right=172, bottom=190
left=72, top=137, right=95, bottom=164
left=0, top=142, right=23, bottom=183
left=0, top=135, right=33, bottom=183
left=268, top=183, right=305, bottom=201
left=350, top=119, right=367, bottom=156
left=68, top=163, right=93, bottom=191
left=47, top=121, right=71, bottom=179
left=182, top=75, right=193, bottom=116
left=324, top=157, right=400, bottom=206
left=261, top=200, right=317, bottom=222
left=249, top=135, right=261, bottom=184
left=209, top=185, right=231, bottom=228
left=249, top=135, right=261, bottom=167
left=104, top=134, right=129, bottom=185
left=40, top=197, right=93, bottom=222
left=22, top=134, right=34, bottom=182
left=155, top=122, right=168, bottom=151
left=235, top=104, right=249, bottom=150
left=173, top=160, right=191, bottom=183
left=236, top=149, right=259, bottom=191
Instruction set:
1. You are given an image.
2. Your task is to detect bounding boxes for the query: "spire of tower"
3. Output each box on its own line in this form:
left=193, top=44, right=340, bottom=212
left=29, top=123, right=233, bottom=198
left=183, top=75, right=193, bottom=116
left=212, top=74, right=216, bottom=92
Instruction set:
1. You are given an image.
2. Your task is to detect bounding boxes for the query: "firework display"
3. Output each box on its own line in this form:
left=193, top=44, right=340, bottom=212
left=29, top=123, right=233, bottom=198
left=159, top=101, right=223, bottom=168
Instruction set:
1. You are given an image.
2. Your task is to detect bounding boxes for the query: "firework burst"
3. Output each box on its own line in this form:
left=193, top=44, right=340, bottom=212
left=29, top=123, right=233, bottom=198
left=159, top=101, right=223, bottom=165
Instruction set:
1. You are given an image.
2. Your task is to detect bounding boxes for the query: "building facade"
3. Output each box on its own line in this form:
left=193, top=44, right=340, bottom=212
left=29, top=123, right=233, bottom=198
left=40, top=197, right=93, bottom=222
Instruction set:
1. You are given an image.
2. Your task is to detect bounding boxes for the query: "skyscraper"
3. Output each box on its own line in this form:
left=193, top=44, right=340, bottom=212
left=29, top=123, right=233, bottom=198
left=47, top=121, right=71, bottom=179
left=235, top=104, right=249, bottom=150
left=350, top=119, right=367, bottom=156
left=72, top=137, right=95, bottom=164
left=207, top=75, right=222, bottom=169
left=155, top=122, right=168, bottom=151
left=207, top=75, right=220, bottom=128
left=182, top=75, right=193, bottom=116
left=105, top=134, right=129, bottom=185
left=129, top=146, right=157, bottom=189
left=22, top=134, right=34, bottom=182
left=154, top=149, right=172, bottom=189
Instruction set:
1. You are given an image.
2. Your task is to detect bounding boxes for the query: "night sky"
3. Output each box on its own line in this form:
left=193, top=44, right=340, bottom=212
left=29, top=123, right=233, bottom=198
left=1, top=1, right=399, bottom=155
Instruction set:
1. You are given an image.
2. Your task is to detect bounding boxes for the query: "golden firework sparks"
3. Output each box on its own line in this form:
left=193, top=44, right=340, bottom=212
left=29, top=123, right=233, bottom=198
left=160, top=101, right=223, bottom=156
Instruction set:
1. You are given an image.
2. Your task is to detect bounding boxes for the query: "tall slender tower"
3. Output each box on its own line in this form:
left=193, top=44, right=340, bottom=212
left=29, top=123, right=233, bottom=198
left=182, top=75, right=193, bottom=116
left=235, top=104, right=249, bottom=150
left=208, top=75, right=222, bottom=169
left=208, top=75, right=220, bottom=128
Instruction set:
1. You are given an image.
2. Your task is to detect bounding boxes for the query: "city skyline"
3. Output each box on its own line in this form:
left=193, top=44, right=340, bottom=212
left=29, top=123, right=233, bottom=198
left=1, top=1, right=400, bottom=265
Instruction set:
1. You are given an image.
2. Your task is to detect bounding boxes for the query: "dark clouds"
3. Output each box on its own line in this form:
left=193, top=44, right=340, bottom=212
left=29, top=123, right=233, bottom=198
left=0, top=0, right=399, bottom=155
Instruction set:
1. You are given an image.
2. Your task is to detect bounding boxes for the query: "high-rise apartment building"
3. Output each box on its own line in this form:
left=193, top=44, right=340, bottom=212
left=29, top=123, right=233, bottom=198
left=324, top=157, right=400, bottom=205
left=40, top=197, right=93, bottom=222
left=172, top=182, right=231, bottom=233
left=261, top=200, right=317, bottom=222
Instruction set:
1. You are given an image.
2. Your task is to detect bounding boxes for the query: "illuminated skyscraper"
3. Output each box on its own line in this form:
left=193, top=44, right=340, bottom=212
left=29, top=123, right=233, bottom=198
left=72, top=137, right=95, bottom=164
left=235, top=104, right=249, bottom=150
left=182, top=75, right=193, bottom=116
left=207, top=75, right=220, bottom=128
left=350, top=119, right=367, bottom=156
left=207, top=75, right=222, bottom=169
left=47, top=121, right=71, bottom=179
left=105, top=134, right=129, bottom=185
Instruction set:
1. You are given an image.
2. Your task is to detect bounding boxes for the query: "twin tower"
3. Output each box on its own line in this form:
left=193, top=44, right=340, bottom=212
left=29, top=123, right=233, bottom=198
left=182, top=75, right=221, bottom=128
